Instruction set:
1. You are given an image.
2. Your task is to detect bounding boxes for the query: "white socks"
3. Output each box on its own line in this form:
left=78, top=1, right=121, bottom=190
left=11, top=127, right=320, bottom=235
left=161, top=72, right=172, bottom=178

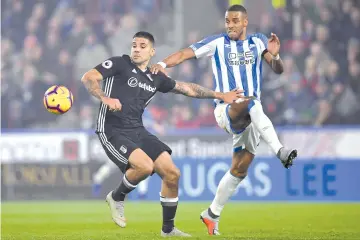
left=248, top=100, right=283, bottom=155
left=210, top=171, right=244, bottom=216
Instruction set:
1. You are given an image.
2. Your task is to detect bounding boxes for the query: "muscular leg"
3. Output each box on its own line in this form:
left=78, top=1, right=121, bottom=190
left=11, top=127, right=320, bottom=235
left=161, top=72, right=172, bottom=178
left=112, top=148, right=154, bottom=201
left=154, top=151, right=190, bottom=237
left=228, top=99, right=283, bottom=154
left=106, top=148, right=154, bottom=228
left=210, top=149, right=254, bottom=216
left=201, top=150, right=254, bottom=235
left=154, top=152, right=180, bottom=232
left=228, top=99, right=297, bottom=168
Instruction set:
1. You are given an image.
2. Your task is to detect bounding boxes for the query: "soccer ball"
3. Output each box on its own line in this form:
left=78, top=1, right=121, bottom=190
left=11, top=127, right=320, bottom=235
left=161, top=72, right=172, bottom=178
left=43, top=85, right=74, bottom=114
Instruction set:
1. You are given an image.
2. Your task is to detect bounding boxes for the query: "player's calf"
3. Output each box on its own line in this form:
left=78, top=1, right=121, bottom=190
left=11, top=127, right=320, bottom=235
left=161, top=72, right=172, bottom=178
left=201, top=150, right=254, bottom=235
left=230, top=150, right=253, bottom=178
left=154, top=152, right=191, bottom=237
left=107, top=149, right=154, bottom=228
left=162, top=167, right=181, bottom=195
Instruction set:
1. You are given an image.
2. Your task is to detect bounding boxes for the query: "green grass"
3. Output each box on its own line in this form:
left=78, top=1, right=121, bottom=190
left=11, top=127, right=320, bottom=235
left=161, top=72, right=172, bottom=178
left=2, top=201, right=360, bottom=239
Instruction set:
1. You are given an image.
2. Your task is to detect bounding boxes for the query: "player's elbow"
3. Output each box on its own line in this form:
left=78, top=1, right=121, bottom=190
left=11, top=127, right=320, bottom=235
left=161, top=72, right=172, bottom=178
left=81, top=69, right=101, bottom=83
left=81, top=72, right=91, bottom=83
left=180, top=48, right=195, bottom=62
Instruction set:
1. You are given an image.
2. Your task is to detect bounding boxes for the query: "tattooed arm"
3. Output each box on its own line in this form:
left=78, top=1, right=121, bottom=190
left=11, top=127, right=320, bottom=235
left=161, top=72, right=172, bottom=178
left=171, top=81, right=220, bottom=98
left=81, top=68, right=121, bottom=111
left=81, top=69, right=106, bottom=100
left=170, top=81, right=244, bottom=104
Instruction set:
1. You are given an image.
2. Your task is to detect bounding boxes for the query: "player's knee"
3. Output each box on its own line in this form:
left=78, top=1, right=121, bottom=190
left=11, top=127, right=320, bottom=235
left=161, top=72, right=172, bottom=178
left=138, top=160, right=154, bottom=176
left=230, top=161, right=249, bottom=178
left=230, top=168, right=247, bottom=179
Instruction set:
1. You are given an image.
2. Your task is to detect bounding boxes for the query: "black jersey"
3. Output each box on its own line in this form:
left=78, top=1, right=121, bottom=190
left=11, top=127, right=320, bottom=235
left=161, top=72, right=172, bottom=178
left=94, top=55, right=176, bottom=132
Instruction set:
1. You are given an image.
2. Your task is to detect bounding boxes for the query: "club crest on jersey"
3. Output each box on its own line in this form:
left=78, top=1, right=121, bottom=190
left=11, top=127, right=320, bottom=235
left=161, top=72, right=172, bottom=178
left=120, top=145, right=127, bottom=154
left=228, top=51, right=255, bottom=66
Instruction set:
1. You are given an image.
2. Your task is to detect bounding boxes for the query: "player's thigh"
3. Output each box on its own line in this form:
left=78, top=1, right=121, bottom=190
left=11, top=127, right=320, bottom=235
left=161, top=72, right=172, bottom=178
left=233, top=123, right=260, bottom=155
left=231, top=123, right=260, bottom=174
left=153, top=151, right=180, bottom=181
left=139, top=130, right=172, bottom=162
left=138, top=130, right=176, bottom=178
left=97, top=131, right=152, bottom=174
left=97, top=132, right=132, bottom=173
left=128, top=148, right=154, bottom=174
left=228, top=100, right=250, bottom=122
left=214, top=103, right=251, bottom=134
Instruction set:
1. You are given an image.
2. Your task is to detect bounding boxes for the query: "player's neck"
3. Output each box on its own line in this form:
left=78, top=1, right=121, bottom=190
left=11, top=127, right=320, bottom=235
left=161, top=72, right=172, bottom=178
left=137, top=65, right=147, bottom=71
left=135, top=61, right=150, bottom=72
left=239, top=31, right=247, bottom=40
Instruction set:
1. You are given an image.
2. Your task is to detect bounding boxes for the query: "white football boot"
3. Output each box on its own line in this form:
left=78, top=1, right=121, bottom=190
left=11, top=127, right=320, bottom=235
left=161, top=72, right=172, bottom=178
left=106, top=191, right=126, bottom=228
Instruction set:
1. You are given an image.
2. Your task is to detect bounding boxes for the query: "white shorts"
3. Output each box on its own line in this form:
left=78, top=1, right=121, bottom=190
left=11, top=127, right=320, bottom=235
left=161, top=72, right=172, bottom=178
left=214, top=103, right=260, bottom=155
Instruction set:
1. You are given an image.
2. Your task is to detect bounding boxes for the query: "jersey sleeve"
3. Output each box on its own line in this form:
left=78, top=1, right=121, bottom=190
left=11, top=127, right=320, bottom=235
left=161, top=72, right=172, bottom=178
left=253, top=33, right=268, bottom=56
left=189, top=34, right=221, bottom=58
left=253, top=33, right=269, bottom=56
left=156, top=72, right=176, bottom=93
left=94, top=56, right=126, bottom=79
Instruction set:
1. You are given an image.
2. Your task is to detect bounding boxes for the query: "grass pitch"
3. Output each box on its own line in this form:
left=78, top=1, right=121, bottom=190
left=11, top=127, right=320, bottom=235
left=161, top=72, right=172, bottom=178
left=2, top=201, right=360, bottom=240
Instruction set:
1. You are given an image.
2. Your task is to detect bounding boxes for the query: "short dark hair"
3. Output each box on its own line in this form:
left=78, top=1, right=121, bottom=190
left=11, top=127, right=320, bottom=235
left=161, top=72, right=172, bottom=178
left=133, top=31, right=155, bottom=45
left=227, top=4, right=247, bottom=14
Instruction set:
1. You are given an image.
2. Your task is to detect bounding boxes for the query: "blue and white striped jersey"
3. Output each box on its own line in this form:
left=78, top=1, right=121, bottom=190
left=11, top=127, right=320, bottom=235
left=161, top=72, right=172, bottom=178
left=189, top=33, right=268, bottom=105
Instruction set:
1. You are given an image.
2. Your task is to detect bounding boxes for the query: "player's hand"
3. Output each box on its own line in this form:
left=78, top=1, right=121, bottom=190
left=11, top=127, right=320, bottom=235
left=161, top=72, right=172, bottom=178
left=101, top=97, right=122, bottom=112
left=220, top=88, right=248, bottom=104
left=150, top=63, right=166, bottom=75
left=267, top=32, right=281, bottom=56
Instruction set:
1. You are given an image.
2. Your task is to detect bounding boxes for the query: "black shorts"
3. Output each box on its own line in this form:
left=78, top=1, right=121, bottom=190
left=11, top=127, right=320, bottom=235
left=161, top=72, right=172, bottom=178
left=97, top=127, right=172, bottom=173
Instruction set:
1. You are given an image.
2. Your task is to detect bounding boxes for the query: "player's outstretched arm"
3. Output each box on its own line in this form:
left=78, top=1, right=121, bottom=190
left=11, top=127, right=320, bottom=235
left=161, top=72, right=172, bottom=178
left=263, top=33, right=284, bottom=74
left=150, top=48, right=195, bottom=74
left=170, top=81, right=246, bottom=104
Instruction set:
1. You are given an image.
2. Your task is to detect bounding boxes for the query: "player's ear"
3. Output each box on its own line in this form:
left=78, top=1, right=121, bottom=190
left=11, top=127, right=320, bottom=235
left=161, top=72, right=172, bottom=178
left=150, top=47, right=155, bottom=57
left=244, top=17, right=248, bottom=27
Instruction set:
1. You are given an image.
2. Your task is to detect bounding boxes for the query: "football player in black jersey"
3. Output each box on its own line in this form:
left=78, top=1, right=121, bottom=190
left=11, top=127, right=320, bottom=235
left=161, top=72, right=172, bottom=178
left=81, top=31, right=248, bottom=237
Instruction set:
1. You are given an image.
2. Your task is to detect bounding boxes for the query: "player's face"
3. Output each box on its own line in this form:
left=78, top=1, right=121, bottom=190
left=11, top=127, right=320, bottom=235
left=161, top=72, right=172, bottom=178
left=225, top=11, right=248, bottom=40
left=130, top=37, right=155, bottom=65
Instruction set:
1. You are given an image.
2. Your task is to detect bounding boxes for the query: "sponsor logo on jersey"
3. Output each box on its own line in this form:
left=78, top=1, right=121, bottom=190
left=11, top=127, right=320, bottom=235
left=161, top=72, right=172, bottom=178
left=228, top=51, right=255, bottom=66
left=127, top=77, right=156, bottom=92
left=138, top=82, right=156, bottom=92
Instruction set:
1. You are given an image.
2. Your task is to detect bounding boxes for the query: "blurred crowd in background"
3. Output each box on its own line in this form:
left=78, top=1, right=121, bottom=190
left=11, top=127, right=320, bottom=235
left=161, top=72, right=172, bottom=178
left=1, top=0, right=360, bottom=133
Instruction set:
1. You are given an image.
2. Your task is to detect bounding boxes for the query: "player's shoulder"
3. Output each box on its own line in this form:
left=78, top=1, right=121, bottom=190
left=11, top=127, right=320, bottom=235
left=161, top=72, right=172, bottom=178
left=100, top=55, right=124, bottom=66
left=196, top=33, right=226, bottom=44
left=190, top=33, right=226, bottom=51
left=151, top=70, right=171, bottom=81
left=249, top=32, right=268, bottom=41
